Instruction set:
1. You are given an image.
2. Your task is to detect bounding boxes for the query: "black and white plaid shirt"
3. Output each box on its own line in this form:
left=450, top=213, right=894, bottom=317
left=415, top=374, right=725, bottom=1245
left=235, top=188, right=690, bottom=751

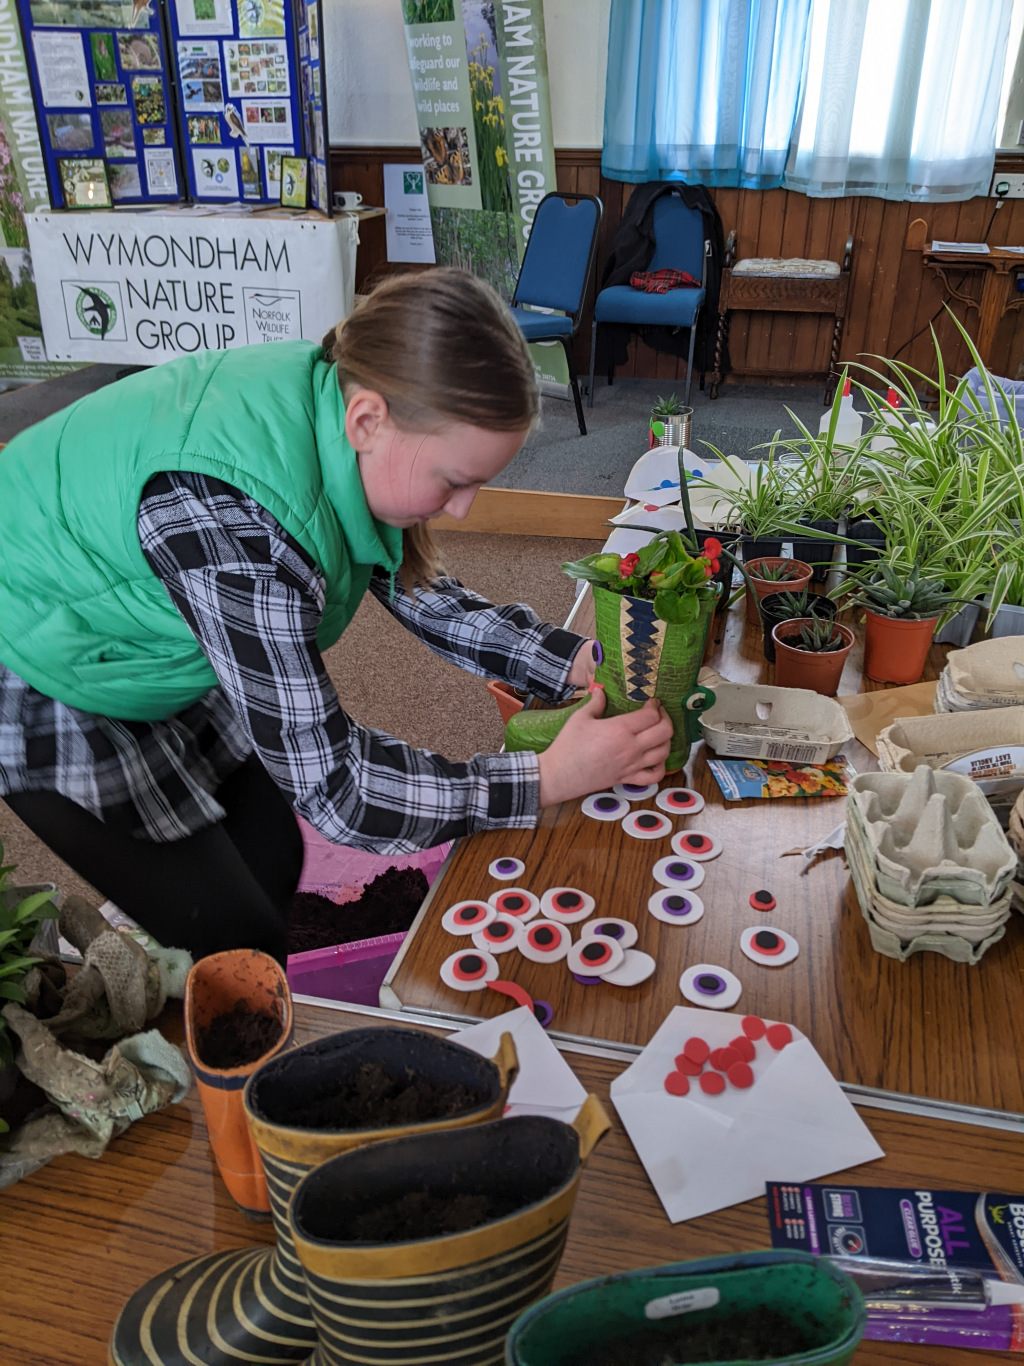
left=0, top=471, right=585, bottom=849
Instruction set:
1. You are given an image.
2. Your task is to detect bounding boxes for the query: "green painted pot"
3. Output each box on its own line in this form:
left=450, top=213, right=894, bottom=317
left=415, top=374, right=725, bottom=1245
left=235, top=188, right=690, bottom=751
left=592, top=584, right=717, bottom=773
left=506, top=1251, right=865, bottom=1366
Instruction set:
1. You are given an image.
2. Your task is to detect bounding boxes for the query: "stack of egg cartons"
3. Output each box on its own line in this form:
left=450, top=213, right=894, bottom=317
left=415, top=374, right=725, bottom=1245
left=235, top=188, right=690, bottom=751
left=936, top=636, right=1024, bottom=713
left=844, top=767, right=1016, bottom=963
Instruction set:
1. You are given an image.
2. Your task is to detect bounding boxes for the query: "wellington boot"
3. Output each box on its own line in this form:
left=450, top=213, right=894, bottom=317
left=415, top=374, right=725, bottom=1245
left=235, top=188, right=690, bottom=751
left=289, top=1095, right=610, bottom=1366
left=109, top=1025, right=518, bottom=1366
left=184, top=948, right=294, bottom=1219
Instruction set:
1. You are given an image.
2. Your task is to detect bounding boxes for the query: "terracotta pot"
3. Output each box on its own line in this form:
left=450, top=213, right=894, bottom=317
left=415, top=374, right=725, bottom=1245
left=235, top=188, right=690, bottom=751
left=744, top=558, right=813, bottom=624
left=760, top=591, right=836, bottom=664
left=486, top=678, right=527, bottom=725
left=863, top=610, right=938, bottom=684
left=772, top=619, right=855, bottom=696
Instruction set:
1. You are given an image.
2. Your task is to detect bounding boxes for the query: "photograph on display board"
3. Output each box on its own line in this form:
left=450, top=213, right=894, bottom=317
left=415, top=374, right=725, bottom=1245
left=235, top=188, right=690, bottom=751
left=223, top=101, right=247, bottom=140
left=262, top=144, right=288, bottom=197
left=131, top=75, right=165, bottom=122
left=100, top=107, right=135, bottom=156
left=107, top=160, right=141, bottom=198
left=142, top=125, right=165, bottom=143
left=279, top=154, right=306, bottom=207
left=187, top=113, right=219, bottom=142
left=192, top=146, right=238, bottom=196
left=237, top=0, right=285, bottom=39
left=241, top=98, right=291, bottom=142
left=95, top=81, right=127, bottom=102
left=239, top=145, right=261, bottom=197
left=90, top=30, right=117, bottom=79
left=31, top=0, right=142, bottom=25
left=116, top=30, right=161, bottom=69
left=56, top=156, right=110, bottom=207
left=174, top=0, right=233, bottom=36
left=46, top=112, right=93, bottom=150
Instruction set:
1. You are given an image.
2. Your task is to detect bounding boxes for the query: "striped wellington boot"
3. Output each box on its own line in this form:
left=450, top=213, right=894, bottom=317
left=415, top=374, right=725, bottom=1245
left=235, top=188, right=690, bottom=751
left=288, top=1096, right=611, bottom=1366
left=108, top=1026, right=518, bottom=1366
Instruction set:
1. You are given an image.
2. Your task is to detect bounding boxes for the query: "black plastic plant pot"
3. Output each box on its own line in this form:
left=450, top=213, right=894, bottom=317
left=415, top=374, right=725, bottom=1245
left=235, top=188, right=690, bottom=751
left=791, top=519, right=839, bottom=584
left=742, top=536, right=785, bottom=562
left=845, top=517, right=886, bottom=571
left=288, top=1099, right=609, bottom=1366
left=759, top=592, right=837, bottom=664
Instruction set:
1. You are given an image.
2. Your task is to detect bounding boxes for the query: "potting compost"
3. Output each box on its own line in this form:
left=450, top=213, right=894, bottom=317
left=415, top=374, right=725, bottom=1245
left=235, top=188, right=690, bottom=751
left=341, top=1188, right=520, bottom=1242
left=564, top=1308, right=813, bottom=1365
left=281, top=1060, right=485, bottom=1129
left=287, top=865, right=429, bottom=954
left=195, top=1003, right=285, bottom=1069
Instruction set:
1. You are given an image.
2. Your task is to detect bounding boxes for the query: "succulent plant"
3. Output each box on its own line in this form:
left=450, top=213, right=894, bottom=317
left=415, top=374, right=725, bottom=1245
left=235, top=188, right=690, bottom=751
left=842, top=562, right=960, bottom=621
left=651, top=393, right=686, bottom=416
left=751, top=560, right=802, bottom=583
left=794, top=617, right=845, bottom=653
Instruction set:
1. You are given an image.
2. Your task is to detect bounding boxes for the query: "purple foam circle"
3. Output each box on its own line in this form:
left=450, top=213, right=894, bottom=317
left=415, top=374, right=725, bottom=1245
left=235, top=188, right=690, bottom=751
left=533, top=1000, right=554, bottom=1028
left=591, top=640, right=603, bottom=665
left=572, top=972, right=603, bottom=986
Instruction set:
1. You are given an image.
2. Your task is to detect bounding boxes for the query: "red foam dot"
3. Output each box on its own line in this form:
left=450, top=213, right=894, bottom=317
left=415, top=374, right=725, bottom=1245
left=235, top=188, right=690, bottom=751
left=683, top=1036, right=710, bottom=1065
left=664, top=1070, right=690, bottom=1096
left=730, top=1036, right=756, bottom=1063
left=742, top=1015, right=766, bottom=1041
left=749, top=890, right=776, bottom=912
left=675, top=1054, right=704, bottom=1077
left=710, top=1046, right=741, bottom=1073
left=766, top=1023, right=793, bottom=1051
left=728, top=1062, right=754, bottom=1088
left=699, top=1071, right=725, bottom=1095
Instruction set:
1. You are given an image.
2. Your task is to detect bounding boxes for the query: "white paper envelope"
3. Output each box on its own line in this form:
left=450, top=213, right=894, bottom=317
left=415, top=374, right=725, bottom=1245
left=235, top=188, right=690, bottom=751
left=610, top=1007, right=883, bottom=1223
left=450, top=1006, right=587, bottom=1120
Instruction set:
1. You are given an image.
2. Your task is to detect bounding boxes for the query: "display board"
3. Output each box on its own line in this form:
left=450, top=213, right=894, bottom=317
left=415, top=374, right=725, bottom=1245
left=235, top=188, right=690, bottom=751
left=16, top=0, right=183, bottom=208
left=294, top=0, right=326, bottom=212
left=165, top=0, right=324, bottom=208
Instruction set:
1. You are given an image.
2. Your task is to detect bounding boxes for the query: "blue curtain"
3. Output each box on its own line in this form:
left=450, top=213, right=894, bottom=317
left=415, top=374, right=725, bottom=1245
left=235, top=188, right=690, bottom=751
left=602, top=0, right=813, bottom=187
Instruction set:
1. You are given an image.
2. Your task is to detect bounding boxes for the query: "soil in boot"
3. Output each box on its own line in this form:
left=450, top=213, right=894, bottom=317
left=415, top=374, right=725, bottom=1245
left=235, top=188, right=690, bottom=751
left=196, top=1001, right=284, bottom=1068
left=566, top=1307, right=814, bottom=1366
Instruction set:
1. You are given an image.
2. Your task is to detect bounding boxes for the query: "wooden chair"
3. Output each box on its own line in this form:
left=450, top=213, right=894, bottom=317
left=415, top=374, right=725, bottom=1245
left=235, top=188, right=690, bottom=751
left=709, top=232, right=853, bottom=404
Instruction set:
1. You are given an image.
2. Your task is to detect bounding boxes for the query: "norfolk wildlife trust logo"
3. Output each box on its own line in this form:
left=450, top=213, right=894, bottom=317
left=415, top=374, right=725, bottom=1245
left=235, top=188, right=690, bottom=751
left=403, top=170, right=424, bottom=195
left=61, top=280, right=128, bottom=343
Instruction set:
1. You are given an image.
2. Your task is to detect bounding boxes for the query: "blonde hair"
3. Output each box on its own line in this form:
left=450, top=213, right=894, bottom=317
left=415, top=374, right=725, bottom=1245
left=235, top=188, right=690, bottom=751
left=322, top=268, right=539, bottom=590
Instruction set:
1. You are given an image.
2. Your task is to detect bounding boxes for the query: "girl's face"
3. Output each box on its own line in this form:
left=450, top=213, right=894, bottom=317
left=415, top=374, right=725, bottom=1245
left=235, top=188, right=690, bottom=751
left=345, top=387, right=527, bottom=528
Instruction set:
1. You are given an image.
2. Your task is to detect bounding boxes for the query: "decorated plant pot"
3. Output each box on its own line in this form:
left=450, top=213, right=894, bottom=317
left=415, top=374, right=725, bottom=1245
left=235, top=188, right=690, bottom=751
left=592, top=583, right=718, bottom=772
left=506, top=1250, right=865, bottom=1366
left=863, top=610, right=939, bottom=684
left=772, top=620, right=855, bottom=697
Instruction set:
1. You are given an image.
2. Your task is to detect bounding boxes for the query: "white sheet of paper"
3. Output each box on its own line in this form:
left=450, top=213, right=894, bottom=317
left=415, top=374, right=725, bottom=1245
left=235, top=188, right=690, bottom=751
left=192, top=147, right=238, bottom=197
left=32, top=31, right=90, bottom=108
left=611, top=1007, right=884, bottom=1224
left=382, top=162, right=436, bottom=264
left=449, top=1006, right=587, bottom=1122
left=144, top=146, right=177, bottom=195
left=241, top=99, right=293, bottom=144
left=174, top=0, right=233, bottom=36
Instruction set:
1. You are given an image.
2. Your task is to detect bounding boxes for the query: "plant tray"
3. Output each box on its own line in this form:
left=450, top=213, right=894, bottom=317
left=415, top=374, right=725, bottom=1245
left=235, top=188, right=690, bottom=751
left=286, top=932, right=407, bottom=1007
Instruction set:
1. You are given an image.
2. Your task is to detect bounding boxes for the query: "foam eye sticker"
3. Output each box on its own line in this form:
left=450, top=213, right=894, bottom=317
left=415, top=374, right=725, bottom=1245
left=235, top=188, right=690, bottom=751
left=488, top=857, right=525, bottom=881
left=648, top=889, right=705, bottom=926
left=652, top=856, right=705, bottom=890
left=518, top=919, right=572, bottom=963
left=613, top=782, right=660, bottom=801
left=440, top=948, right=499, bottom=992
left=566, top=936, right=626, bottom=977
left=740, top=926, right=800, bottom=967
left=487, top=888, right=540, bottom=921
left=540, top=887, right=595, bottom=923
left=622, top=810, right=674, bottom=841
left=581, top=793, right=631, bottom=822
left=670, top=830, right=723, bottom=861
left=471, top=915, right=520, bottom=954
left=749, top=889, right=776, bottom=912
left=602, top=949, right=656, bottom=987
left=581, top=918, right=638, bottom=949
left=441, top=901, right=496, bottom=936
left=679, top=964, right=742, bottom=1010
left=656, top=787, right=705, bottom=816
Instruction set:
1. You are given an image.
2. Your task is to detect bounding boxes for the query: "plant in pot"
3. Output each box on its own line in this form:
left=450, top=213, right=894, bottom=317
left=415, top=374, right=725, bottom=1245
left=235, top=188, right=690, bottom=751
left=0, top=839, right=60, bottom=1134
left=759, top=588, right=837, bottom=664
left=700, top=447, right=800, bottom=562
left=648, top=393, right=691, bottom=449
left=772, top=616, right=856, bottom=696
left=836, top=562, right=962, bottom=685
left=743, top=556, right=814, bottom=625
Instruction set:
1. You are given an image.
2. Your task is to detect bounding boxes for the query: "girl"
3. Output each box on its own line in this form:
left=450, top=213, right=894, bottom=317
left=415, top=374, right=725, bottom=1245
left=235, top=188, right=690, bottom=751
left=0, top=269, right=671, bottom=962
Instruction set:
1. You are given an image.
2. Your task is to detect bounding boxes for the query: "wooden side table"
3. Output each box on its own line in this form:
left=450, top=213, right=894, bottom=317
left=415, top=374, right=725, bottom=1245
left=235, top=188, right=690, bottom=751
left=920, top=244, right=1024, bottom=367
left=710, top=233, right=853, bottom=403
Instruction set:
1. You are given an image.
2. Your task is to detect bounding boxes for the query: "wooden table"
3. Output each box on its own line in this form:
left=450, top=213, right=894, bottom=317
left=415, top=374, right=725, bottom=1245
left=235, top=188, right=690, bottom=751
left=4, top=999, right=1024, bottom=1365
left=382, top=594, right=1024, bottom=1122
left=921, top=245, right=1024, bottom=368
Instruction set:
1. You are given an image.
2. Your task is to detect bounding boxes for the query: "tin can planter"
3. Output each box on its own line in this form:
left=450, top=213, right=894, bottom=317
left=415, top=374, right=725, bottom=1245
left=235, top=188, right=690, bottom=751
left=863, top=610, right=939, bottom=684
left=744, top=558, right=813, bottom=625
left=592, top=584, right=718, bottom=772
left=289, top=1096, right=610, bottom=1366
left=760, top=592, right=836, bottom=664
left=506, top=1250, right=865, bottom=1366
left=772, top=620, right=855, bottom=697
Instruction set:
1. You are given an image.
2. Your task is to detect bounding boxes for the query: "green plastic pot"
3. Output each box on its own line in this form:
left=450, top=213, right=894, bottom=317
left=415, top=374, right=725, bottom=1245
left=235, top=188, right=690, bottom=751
left=505, top=1251, right=865, bottom=1366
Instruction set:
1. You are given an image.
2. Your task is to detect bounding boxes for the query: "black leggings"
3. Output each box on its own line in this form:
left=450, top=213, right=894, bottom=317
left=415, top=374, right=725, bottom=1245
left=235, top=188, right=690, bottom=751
left=4, top=755, right=303, bottom=964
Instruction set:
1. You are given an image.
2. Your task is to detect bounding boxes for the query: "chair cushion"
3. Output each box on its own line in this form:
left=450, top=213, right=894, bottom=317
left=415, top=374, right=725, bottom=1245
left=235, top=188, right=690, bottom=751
left=732, top=257, right=840, bottom=277
left=594, top=284, right=706, bottom=327
left=510, top=307, right=574, bottom=339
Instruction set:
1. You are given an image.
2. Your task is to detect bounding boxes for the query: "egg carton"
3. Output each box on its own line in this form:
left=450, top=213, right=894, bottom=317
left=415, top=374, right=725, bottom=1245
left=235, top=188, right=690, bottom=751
left=847, top=769, right=1016, bottom=906
left=944, top=637, right=1024, bottom=709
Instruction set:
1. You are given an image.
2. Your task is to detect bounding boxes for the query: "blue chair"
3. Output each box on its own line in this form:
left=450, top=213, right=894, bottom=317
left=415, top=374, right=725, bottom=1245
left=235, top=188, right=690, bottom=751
left=588, top=194, right=709, bottom=409
left=510, top=191, right=603, bottom=436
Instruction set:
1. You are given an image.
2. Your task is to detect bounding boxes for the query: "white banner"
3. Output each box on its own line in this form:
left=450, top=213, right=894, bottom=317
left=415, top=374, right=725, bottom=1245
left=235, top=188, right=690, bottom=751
left=27, top=208, right=359, bottom=363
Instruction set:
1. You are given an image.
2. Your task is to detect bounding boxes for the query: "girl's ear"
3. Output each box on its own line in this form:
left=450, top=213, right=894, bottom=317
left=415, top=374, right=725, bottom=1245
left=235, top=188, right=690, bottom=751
left=344, top=387, right=390, bottom=452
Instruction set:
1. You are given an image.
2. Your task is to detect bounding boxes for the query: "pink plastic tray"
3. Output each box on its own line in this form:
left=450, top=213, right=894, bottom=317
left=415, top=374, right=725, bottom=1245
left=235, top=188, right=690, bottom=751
left=286, top=931, right=407, bottom=1007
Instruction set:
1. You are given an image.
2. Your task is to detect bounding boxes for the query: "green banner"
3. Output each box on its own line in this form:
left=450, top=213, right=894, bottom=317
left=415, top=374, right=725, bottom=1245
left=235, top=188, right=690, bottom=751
left=400, top=0, right=569, bottom=387
left=0, top=0, right=85, bottom=386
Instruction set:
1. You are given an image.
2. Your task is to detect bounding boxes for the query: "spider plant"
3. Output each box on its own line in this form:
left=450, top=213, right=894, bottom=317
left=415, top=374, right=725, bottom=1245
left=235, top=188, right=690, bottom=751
left=697, top=445, right=800, bottom=541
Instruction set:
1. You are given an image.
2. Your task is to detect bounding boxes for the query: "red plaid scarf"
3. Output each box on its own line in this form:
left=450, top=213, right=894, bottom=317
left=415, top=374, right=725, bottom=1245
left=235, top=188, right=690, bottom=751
left=629, top=268, right=700, bottom=294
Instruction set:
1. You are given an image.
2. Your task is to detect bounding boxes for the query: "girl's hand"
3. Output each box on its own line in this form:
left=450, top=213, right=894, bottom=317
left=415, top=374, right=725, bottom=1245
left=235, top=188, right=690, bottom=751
left=537, top=688, right=673, bottom=808
left=567, top=639, right=599, bottom=690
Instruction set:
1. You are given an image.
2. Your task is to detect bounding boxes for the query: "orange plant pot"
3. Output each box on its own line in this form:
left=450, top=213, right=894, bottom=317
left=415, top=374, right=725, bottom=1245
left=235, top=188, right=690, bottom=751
left=184, top=948, right=293, bottom=1219
left=772, top=619, right=855, bottom=696
left=863, top=610, right=939, bottom=685
left=744, top=558, right=813, bottom=625
left=486, top=678, right=527, bottom=725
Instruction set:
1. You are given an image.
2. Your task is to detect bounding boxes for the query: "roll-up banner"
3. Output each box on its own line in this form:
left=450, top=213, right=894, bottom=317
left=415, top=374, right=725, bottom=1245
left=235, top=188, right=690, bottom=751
left=399, top=0, right=570, bottom=389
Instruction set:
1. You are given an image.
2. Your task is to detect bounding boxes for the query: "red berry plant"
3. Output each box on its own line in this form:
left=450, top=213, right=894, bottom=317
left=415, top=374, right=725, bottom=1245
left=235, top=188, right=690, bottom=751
left=563, top=531, right=722, bottom=625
